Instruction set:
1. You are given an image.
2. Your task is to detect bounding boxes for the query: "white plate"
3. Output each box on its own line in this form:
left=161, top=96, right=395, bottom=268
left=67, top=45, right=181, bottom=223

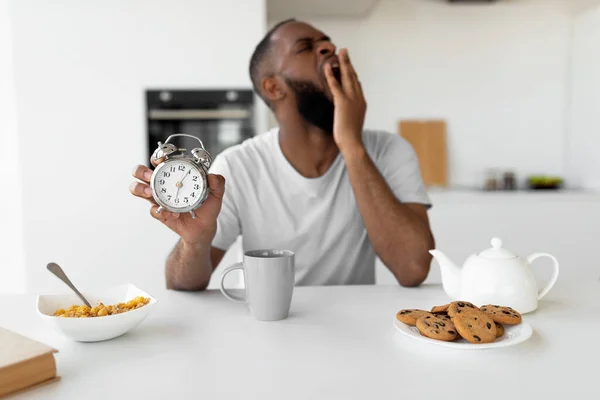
left=37, top=283, right=158, bottom=343
left=393, top=317, right=533, bottom=349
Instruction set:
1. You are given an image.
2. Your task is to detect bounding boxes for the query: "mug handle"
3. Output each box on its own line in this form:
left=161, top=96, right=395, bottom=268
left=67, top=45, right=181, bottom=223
left=219, top=262, right=246, bottom=303
left=527, top=253, right=560, bottom=300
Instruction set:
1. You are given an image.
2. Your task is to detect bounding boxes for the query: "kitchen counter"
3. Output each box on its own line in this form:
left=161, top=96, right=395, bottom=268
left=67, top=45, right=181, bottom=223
left=2, top=279, right=598, bottom=399
left=426, top=187, right=600, bottom=203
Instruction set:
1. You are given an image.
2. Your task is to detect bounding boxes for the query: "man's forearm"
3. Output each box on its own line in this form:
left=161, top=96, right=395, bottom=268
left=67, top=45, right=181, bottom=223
left=165, top=239, right=214, bottom=291
left=342, top=146, right=434, bottom=286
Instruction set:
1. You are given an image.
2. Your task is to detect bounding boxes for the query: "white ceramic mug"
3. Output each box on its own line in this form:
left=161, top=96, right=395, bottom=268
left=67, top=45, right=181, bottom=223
left=220, top=249, right=295, bottom=321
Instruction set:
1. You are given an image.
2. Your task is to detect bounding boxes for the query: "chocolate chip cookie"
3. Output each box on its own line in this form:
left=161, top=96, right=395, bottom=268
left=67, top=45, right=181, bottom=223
left=495, top=321, right=505, bottom=338
left=435, top=314, right=451, bottom=322
left=416, top=315, right=458, bottom=342
left=479, top=305, right=522, bottom=325
left=452, top=309, right=497, bottom=344
left=430, top=304, right=450, bottom=314
left=396, top=309, right=433, bottom=326
left=447, top=301, right=479, bottom=317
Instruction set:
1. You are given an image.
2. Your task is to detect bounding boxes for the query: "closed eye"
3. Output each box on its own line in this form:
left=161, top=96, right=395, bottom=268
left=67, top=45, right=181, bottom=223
left=294, top=35, right=329, bottom=54
left=296, top=43, right=313, bottom=54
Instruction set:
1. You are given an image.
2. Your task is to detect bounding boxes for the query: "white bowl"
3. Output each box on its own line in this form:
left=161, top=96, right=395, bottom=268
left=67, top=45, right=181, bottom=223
left=37, top=283, right=158, bottom=342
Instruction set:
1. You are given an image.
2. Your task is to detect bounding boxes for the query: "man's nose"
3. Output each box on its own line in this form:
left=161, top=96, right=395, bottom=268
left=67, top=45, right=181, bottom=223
left=317, top=41, right=336, bottom=56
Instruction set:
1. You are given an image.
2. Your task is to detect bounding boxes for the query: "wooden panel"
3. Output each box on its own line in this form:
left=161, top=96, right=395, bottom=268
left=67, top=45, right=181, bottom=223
left=399, top=120, right=448, bottom=187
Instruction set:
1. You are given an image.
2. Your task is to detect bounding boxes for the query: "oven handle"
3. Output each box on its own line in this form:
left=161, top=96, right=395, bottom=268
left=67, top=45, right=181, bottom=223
left=148, top=109, right=250, bottom=120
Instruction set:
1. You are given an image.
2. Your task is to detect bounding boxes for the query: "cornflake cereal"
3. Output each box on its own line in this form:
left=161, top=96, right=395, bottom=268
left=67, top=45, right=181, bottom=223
left=53, top=296, right=150, bottom=318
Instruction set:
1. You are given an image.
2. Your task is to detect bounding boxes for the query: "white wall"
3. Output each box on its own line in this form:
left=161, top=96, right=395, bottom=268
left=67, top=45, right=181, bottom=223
left=567, top=3, right=600, bottom=189
left=6, top=0, right=598, bottom=294
left=9, top=0, right=266, bottom=294
left=271, top=0, right=573, bottom=188
left=0, top=0, right=25, bottom=293
left=569, top=0, right=600, bottom=13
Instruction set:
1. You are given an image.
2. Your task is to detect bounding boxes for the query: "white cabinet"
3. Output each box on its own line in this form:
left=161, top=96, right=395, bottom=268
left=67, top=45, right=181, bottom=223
left=377, top=190, right=600, bottom=285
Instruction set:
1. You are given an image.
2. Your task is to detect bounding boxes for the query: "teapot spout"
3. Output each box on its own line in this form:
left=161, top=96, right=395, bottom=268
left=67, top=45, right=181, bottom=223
left=429, top=249, right=462, bottom=300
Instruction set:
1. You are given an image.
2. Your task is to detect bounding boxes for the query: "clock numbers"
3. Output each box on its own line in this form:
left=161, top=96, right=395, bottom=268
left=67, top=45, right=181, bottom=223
left=156, top=162, right=204, bottom=209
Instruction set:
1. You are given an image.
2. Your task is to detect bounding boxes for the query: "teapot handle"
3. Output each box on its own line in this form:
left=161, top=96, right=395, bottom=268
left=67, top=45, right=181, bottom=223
left=527, top=253, right=560, bottom=300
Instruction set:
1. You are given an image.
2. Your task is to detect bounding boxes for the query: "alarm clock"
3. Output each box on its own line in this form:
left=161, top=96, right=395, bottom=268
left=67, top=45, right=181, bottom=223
left=149, top=133, right=212, bottom=219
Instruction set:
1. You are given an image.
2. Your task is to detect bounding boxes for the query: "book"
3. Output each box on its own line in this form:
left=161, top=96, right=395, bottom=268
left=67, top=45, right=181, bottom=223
left=0, top=327, right=59, bottom=397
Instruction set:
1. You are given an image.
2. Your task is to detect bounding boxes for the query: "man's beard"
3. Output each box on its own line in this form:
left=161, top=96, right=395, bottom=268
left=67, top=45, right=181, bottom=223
left=284, top=78, right=334, bottom=135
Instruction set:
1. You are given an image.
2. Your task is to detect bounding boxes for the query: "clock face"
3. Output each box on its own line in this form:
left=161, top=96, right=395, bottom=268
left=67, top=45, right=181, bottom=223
left=152, top=160, right=206, bottom=211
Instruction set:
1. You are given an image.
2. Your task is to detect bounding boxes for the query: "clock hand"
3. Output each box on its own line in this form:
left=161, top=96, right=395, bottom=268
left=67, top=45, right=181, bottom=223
left=173, top=167, right=186, bottom=202
left=180, top=168, right=191, bottom=184
left=174, top=181, right=182, bottom=202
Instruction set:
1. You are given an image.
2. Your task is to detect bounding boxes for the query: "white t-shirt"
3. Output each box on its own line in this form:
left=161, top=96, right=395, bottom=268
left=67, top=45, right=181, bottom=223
left=208, top=128, right=431, bottom=286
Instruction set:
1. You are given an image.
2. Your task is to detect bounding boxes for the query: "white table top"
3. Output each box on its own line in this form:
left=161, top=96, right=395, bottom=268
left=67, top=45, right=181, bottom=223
left=2, top=279, right=599, bottom=399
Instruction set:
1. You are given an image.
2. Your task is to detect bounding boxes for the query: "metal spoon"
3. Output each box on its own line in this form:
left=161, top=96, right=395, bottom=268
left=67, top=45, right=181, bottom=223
left=46, top=262, right=92, bottom=308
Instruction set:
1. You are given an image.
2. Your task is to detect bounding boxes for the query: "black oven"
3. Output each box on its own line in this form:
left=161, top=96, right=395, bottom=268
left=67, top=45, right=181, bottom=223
left=145, top=89, right=255, bottom=166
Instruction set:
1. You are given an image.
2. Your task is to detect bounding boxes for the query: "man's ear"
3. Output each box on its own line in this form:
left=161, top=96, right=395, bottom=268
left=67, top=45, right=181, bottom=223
left=262, top=76, right=285, bottom=104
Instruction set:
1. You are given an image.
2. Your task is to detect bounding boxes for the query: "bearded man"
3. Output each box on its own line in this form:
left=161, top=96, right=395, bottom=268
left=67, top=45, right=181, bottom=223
left=130, top=19, right=435, bottom=290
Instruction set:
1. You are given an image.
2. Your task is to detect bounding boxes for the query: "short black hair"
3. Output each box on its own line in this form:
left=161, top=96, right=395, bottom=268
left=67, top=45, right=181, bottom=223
left=249, top=18, right=296, bottom=106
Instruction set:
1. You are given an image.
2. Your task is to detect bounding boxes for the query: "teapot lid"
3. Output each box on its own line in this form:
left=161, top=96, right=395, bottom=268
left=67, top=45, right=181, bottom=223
left=477, top=238, right=517, bottom=259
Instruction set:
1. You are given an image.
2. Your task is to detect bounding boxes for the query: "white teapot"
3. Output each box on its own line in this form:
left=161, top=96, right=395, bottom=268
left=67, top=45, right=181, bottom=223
left=429, top=237, right=559, bottom=314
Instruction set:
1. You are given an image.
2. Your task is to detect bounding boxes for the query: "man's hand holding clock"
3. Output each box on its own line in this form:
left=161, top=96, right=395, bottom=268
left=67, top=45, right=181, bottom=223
left=129, top=135, right=225, bottom=246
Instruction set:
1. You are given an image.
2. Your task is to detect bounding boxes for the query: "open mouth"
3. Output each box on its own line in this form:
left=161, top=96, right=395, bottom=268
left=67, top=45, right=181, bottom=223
left=331, top=62, right=341, bottom=84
